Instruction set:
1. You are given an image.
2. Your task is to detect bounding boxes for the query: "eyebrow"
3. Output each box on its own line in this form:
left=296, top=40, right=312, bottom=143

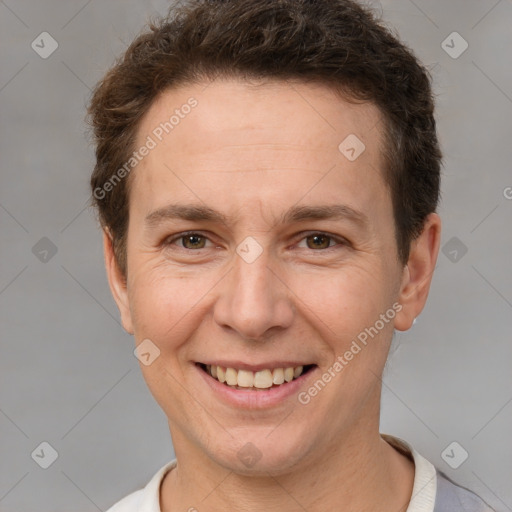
left=144, top=203, right=369, bottom=230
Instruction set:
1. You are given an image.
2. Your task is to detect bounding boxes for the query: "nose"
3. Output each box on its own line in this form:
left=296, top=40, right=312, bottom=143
left=213, top=246, right=294, bottom=341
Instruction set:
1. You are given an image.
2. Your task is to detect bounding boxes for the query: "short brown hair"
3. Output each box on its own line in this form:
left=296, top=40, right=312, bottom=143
left=88, top=0, right=442, bottom=277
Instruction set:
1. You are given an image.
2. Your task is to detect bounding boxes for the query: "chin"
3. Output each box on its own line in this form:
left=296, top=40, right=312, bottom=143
left=206, top=428, right=317, bottom=477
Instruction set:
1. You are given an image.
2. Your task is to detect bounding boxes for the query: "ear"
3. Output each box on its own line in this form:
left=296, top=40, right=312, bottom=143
left=103, top=229, right=134, bottom=334
left=394, top=213, right=441, bottom=331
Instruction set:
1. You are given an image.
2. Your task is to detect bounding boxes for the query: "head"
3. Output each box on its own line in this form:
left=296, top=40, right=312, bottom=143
left=88, top=0, right=441, bottom=474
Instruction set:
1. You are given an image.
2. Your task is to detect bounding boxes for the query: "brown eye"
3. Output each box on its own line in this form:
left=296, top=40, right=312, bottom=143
left=181, top=234, right=207, bottom=249
left=305, top=234, right=333, bottom=250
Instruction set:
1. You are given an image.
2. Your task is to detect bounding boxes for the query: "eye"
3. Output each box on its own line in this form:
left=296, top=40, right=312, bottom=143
left=164, top=232, right=213, bottom=250
left=296, top=232, right=348, bottom=251
left=163, top=231, right=348, bottom=253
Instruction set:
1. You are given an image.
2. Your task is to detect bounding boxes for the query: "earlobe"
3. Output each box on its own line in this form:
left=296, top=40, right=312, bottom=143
left=103, top=229, right=134, bottom=334
left=394, top=213, right=441, bottom=332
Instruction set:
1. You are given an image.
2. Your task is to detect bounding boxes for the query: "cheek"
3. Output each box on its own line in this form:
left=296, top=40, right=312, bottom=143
left=127, top=264, right=216, bottom=346
left=302, top=266, right=396, bottom=402
left=287, top=261, right=397, bottom=388
left=289, top=262, right=387, bottom=330
left=127, top=269, right=206, bottom=409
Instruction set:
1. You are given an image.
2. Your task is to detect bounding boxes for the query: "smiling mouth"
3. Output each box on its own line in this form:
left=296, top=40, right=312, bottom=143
left=197, top=363, right=316, bottom=390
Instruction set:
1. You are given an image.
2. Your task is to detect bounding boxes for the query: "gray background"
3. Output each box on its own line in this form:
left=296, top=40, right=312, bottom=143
left=1, top=0, right=511, bottom=510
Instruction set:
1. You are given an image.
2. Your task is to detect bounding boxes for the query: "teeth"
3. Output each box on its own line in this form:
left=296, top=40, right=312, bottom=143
left=237, top=369, right=254, bottom=388
left=254, top=369, right=273, bottom=389
left=206, top=364, right=307, bottom=388
left=272, top=368, right=284, bottom=385
left=225, top=367, right=238, bottom=386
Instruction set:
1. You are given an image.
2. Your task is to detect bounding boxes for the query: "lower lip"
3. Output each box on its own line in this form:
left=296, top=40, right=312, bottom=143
left=195, top=364, right=317, bottom=409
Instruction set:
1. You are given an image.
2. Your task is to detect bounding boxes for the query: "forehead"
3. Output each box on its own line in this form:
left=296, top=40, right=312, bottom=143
left=136, top=78, right=384, bottom=161
left=130, top=78, right=389, bottom=227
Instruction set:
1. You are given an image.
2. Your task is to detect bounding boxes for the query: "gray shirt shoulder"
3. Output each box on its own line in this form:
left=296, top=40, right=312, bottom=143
left=434, top=470, right=495, bottom=512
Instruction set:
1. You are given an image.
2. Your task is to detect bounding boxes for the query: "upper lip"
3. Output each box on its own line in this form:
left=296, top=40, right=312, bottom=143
left=197, top=361, right=314, bottom=372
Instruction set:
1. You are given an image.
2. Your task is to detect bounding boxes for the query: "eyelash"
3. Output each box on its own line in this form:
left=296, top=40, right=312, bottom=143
left=163, top=231, right=350, bottom=252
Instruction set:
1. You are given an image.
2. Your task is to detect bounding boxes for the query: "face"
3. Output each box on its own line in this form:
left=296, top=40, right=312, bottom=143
left=105, top=78, right=439, bottom=475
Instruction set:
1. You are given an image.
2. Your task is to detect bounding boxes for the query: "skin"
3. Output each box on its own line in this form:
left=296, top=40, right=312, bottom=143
left=104, top=78, right=441, bottom=512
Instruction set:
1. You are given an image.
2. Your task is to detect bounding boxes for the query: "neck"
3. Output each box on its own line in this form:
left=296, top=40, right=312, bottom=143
left=161, top=390, right=414, bottom=512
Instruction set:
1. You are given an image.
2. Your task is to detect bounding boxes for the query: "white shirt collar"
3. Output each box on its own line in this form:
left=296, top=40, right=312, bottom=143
left=381, top=434, right=437, bottom=511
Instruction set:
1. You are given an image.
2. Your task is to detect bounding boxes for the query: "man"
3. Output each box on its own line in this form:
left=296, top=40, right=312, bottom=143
left=88, top=0, right=495, bottom=510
